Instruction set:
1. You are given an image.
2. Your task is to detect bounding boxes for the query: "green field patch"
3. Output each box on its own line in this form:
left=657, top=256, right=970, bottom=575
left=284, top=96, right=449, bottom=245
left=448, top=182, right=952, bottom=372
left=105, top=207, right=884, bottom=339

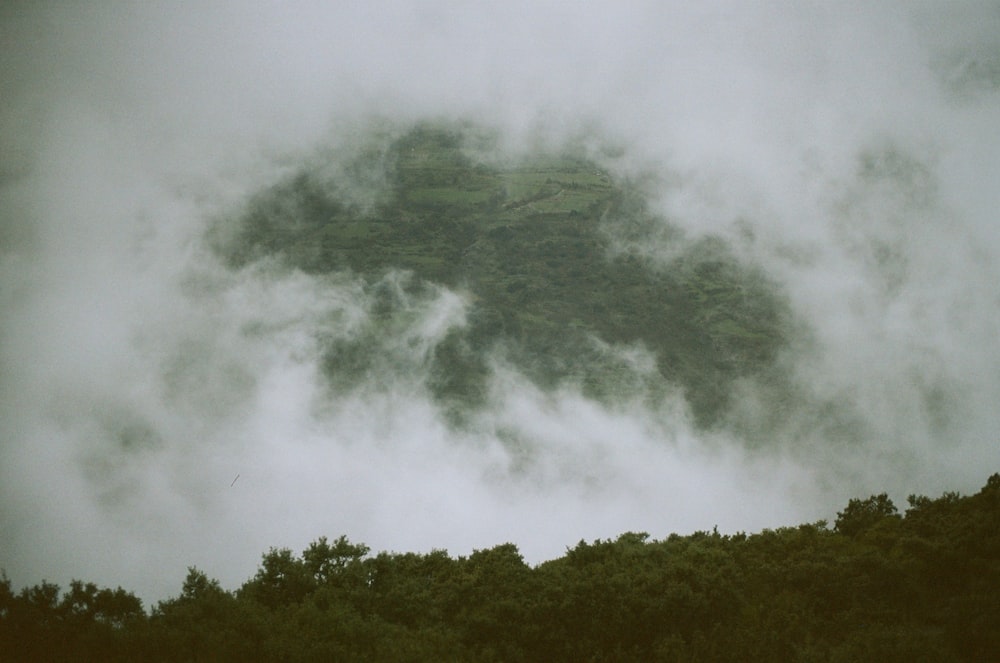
left=529, top=189, right=600, bottom=214
left=709, top=318, right=760, bottom=338
left=405, top=187, right=497, bottom=207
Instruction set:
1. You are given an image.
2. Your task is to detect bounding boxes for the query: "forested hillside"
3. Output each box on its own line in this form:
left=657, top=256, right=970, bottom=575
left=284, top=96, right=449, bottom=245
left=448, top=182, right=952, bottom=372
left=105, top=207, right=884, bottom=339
left=213, top=123, right=790, bottom=427
left=3, top=475, right=999, bottom=662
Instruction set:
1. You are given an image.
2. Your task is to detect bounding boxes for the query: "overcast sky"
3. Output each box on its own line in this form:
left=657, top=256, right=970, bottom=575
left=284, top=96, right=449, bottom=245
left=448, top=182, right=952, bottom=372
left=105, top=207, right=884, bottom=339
left=2, top=1, right=999, bottom=605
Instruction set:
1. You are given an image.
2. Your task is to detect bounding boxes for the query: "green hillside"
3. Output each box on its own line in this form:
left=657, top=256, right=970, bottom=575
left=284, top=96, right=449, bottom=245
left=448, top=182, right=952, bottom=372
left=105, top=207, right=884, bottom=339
left=219, top=123, right=789, bottom=426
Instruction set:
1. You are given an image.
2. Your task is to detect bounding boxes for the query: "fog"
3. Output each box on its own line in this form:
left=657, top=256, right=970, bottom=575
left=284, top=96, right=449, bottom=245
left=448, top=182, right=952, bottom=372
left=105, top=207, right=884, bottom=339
left=2, top=1, right=999, bottom=604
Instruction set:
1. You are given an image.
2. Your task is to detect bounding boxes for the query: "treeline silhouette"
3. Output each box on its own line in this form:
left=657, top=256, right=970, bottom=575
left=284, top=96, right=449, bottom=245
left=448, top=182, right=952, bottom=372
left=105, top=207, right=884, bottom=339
left=3, top=474, right=999, bottom=662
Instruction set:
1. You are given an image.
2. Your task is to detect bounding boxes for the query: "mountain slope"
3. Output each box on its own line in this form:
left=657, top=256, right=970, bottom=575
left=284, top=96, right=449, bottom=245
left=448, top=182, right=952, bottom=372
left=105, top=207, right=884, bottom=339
left=217, top=123, right=790, bottom=427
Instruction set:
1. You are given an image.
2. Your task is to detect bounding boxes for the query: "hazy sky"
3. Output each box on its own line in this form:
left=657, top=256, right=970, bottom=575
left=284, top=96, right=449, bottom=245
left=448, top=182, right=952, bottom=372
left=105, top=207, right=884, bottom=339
left=2, top=1, right=999, bottom=605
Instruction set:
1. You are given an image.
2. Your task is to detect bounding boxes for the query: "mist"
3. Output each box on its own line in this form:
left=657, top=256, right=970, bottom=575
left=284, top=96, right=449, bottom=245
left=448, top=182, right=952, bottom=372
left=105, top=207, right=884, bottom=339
left=2, top=1, right=999, bottom=604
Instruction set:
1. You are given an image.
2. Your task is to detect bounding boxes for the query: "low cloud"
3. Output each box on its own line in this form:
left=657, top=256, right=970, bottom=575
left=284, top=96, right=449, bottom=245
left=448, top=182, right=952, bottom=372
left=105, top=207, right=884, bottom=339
left=2, top=1, right=999, bottom=604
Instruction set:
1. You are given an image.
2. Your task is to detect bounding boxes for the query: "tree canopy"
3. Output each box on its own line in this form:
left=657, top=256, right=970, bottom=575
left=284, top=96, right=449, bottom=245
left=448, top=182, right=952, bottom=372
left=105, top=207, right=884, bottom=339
left=3, top=474, right=999, bottom=661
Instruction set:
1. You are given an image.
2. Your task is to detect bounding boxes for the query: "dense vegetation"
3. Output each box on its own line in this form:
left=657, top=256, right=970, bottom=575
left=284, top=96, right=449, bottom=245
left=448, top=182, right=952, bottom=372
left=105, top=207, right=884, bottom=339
left=3, top=475, right=999, bottom=661
left=215, top=123, right=790, bottom=426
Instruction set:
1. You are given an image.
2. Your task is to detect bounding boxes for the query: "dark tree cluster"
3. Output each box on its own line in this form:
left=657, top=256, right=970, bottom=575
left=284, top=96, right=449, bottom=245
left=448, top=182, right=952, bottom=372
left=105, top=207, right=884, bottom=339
left=4, top=476, right=999, bottom=661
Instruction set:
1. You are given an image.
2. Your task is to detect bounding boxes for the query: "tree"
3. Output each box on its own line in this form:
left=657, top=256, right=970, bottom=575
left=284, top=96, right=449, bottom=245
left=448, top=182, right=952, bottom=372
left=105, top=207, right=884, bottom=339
left=178, top=567, right=226, bottom=603
left=834, top=493, right=899, bottom=538
left=243, top=548, right=314, bottom=608
left=0, top=571, right=12, bottom=618
left=302, top=535, right=370, bottom=584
